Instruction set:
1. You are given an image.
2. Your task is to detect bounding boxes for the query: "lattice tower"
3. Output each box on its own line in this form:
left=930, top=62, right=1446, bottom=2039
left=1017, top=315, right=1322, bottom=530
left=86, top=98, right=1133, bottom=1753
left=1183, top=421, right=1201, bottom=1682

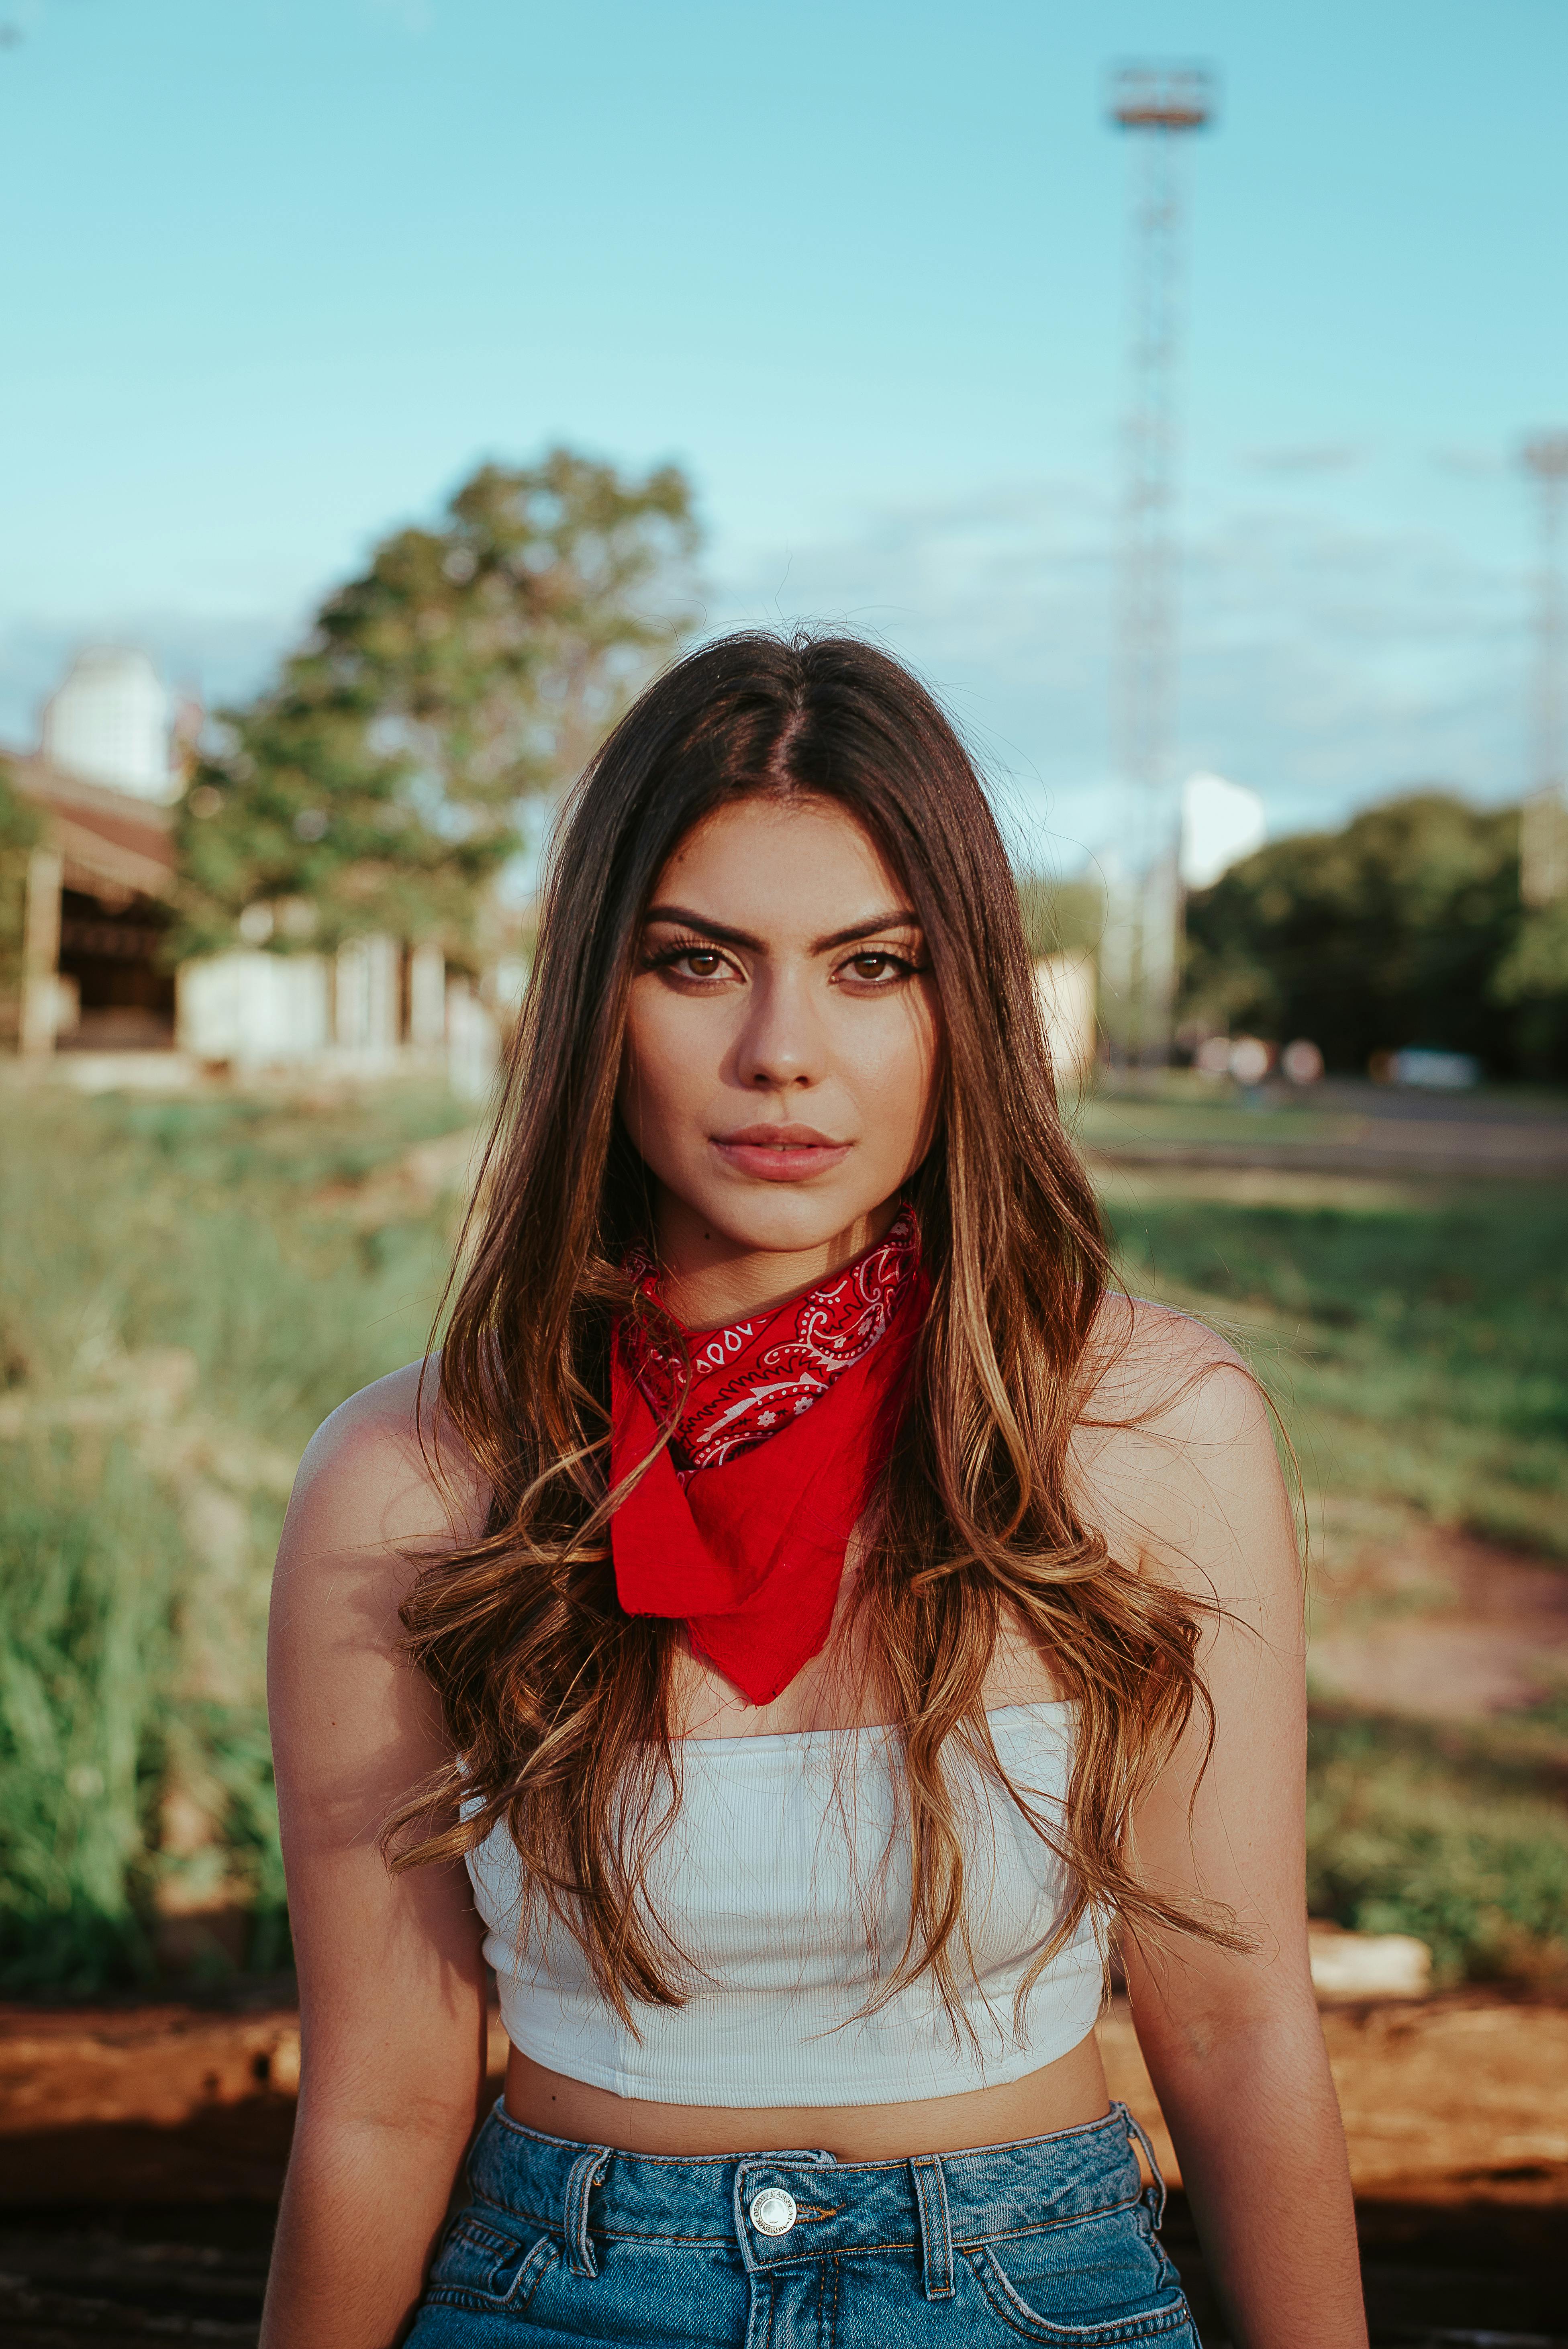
left=1521, top=433, right=1568, bottom=907
left=1104, top=62, right=1213, bottom=1063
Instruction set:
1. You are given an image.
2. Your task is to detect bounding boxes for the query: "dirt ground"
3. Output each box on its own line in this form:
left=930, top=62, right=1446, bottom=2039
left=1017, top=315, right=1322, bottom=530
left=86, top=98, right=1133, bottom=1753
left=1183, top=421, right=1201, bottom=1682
left=0, top=1987, right=1565, bottom=2345
left=1308, top=1517, right=1568, bottom=1725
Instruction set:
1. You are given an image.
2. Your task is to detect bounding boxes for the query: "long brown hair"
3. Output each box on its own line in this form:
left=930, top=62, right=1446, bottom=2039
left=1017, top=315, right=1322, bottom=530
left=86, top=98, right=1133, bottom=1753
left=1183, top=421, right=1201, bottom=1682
left=388, top=629, right=1229, bottom=2022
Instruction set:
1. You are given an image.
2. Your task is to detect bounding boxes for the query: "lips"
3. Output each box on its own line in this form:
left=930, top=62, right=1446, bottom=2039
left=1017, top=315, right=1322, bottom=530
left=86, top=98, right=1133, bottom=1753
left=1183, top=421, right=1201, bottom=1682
left=710, top=1123, right=853, bottom=1182
left=716, top=1123, right=843, bottom=1150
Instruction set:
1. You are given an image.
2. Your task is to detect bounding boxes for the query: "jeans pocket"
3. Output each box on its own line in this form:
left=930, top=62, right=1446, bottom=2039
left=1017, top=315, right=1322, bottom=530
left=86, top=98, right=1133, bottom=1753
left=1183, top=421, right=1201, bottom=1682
left=426, top=2205, right=559, bottom=2312
left=966, top=2200, right=1193, bottom=2344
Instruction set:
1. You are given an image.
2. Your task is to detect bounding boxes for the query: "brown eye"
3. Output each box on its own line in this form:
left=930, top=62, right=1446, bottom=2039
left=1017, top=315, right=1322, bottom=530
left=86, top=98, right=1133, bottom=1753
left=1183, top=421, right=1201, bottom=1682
left=678, top=949, right=725, bottom=978
left=843, top=950, right=911, bottom=983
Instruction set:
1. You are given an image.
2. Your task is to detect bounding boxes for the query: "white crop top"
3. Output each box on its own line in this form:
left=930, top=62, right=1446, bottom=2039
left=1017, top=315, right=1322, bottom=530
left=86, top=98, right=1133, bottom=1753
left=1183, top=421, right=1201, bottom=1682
left=466, top=1701, right=1105, bottom=2108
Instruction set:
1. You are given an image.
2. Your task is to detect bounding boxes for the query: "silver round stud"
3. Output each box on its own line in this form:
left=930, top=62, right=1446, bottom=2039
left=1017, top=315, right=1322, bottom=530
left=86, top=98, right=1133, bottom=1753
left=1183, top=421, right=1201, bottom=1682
left=748, top=2186, right=798, bottom=2237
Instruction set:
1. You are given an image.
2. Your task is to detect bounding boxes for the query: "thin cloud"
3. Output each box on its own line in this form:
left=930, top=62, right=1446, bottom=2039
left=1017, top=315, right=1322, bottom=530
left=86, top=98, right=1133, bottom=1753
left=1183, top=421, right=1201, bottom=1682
left=364, top=0, right=432, bottom=30
left=0, top=611, right=298, bottom=752
left=1241, top=443, right=1368, bottom=476
left=5, top=482, right=1532, bottom=853
left=715, top=480, right=1531, bottom=844
left=1432, top=446, right=1510, bottom=478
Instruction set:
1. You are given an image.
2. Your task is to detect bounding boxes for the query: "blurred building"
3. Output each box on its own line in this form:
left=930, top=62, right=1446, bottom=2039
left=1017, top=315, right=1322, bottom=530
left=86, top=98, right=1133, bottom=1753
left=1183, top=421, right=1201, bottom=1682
left=42, top=649, right=182, bottom=805
left=1179, top=771, right=1266, bottom=890
left=1035, top=952, right=1098, bottom=1080
left=9, top=651, right=184, bottom=1054
left=6, top=648, right=496, bottom=1088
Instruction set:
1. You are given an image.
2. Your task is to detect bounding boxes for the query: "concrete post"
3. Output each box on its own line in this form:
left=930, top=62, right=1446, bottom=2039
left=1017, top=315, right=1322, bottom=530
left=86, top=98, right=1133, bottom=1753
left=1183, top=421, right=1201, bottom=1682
left=19, top=846, right=64, bottom=1058
left=407, top=941, right=447, bottom=1048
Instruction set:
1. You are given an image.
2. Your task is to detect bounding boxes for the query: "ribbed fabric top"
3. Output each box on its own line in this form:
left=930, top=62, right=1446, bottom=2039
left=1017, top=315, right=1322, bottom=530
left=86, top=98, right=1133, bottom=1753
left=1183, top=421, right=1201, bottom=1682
left=466, top=1701, right=1105, bottom=2109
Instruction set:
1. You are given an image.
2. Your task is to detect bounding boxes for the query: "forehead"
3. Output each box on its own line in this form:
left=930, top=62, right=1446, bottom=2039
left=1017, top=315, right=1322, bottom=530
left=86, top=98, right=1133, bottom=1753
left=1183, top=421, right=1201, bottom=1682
left=650, top=797, right=909, bottom=937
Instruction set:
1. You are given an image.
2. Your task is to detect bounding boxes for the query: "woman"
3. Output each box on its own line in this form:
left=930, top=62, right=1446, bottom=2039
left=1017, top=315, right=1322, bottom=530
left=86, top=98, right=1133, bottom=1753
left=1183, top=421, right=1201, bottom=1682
left=263, top=633, right=1365, bottom=2348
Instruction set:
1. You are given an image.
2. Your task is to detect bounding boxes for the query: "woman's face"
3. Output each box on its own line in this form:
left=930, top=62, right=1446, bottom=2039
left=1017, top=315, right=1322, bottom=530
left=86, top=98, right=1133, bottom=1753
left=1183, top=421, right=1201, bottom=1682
left=619, top=794, right=941, bottom=1317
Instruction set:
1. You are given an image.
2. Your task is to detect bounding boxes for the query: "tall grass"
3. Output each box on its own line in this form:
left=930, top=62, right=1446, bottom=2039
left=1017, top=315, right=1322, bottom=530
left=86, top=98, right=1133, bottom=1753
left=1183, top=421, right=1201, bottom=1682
left=0, top=1078, right=466, bottom=1991
left=2, top=1087, right=466, bottom=1435
left=0, top=1438, right=179, bottom=1990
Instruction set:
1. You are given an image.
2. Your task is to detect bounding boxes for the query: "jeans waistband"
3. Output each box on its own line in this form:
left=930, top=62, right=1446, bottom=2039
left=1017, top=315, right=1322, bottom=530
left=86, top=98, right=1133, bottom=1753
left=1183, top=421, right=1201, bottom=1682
left=466, top=2099, right=1164, bottom=2297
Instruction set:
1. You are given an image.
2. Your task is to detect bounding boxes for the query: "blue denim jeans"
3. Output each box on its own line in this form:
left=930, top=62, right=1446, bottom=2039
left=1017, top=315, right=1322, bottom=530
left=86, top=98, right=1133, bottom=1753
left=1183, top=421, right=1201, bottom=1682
left=408, top=2097, right=1199, bottom=2347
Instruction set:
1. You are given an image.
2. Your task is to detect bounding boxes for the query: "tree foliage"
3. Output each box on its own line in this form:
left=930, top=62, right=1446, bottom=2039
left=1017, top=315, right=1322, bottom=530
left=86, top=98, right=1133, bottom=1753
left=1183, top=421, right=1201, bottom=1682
left=172, top=449, right=699, bottom=962
left=1016, top=872, right=1105, bottom=960
left=1183, top=792, right=1568, bottom=1079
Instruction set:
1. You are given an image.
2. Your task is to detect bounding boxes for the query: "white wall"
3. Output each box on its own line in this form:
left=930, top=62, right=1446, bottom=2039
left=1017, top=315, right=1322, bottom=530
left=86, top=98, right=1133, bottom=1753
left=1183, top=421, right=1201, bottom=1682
left=1035, top=952, right=1097, bottom=1079
left=1179, top=772, right=1267, bottom=891
left=446, top=977, right=500, bottom=1103
left=408, top=942, right=447, bottom=1047
left=333, top=935, right=400, bottom=1051
left=177, top=952, right=331, bottom=1066
left=43, top=649, right=176, bottom=802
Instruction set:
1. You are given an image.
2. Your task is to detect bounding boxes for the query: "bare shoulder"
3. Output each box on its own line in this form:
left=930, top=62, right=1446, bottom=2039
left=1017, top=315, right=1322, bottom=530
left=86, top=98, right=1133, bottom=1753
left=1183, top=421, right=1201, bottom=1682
left=1082, top=1290, right=1254, bottom=1427
left=270, top=1360, right=489, bottom=1674
left=269, top=1362, right=490, bottom=1830
left=1071, top=1292, right=1295, bottom=1607
left=284, top=1359, right=488, bottom=1565
left=267, top=1384, right=490, bottom=2116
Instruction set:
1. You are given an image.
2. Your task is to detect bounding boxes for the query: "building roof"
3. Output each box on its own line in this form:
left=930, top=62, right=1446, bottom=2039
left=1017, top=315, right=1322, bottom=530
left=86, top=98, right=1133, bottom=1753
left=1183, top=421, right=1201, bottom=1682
left=8, top=754, right=178, bottom=903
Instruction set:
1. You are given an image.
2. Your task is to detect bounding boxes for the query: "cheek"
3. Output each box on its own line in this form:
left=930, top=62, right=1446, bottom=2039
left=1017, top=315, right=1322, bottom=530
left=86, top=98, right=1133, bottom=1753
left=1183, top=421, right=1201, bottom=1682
left=858, top=994, right=942, bottom=1144
left=619, top=993, right=708, bottom=1153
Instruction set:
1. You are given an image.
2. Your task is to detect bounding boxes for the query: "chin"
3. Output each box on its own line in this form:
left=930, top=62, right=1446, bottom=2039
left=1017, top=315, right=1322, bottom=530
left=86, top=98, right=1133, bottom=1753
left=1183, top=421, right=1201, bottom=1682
left=699, top=1188, right=870, bottom=1254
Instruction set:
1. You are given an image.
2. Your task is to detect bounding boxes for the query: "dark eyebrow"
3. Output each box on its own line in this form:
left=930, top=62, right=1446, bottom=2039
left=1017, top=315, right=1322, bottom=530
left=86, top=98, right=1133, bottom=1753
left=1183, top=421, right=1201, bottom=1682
left=642, top=903, right=922, bottom=955
left=813, top=910, right=922, bottom=952
left=643, top=904, right=764, bottom=950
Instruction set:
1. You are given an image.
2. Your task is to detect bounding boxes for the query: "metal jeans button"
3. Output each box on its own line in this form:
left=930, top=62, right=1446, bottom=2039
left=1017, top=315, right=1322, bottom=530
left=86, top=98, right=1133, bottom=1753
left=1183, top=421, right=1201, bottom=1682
left=749, top=2186, right=798, bottom=2237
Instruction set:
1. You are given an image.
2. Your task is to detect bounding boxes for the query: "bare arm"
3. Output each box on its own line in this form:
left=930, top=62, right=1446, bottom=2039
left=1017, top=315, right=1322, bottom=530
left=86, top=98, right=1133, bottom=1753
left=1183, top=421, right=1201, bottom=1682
left=1079, top=1305, right=1366, bottom=2349
left=261, top=1365, right=491, bottom=2349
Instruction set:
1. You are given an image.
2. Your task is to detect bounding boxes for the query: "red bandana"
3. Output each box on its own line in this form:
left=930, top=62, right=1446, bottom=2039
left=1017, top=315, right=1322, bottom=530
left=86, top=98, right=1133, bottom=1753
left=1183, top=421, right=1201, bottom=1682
left=610, top=1208, right=925, bottom=1705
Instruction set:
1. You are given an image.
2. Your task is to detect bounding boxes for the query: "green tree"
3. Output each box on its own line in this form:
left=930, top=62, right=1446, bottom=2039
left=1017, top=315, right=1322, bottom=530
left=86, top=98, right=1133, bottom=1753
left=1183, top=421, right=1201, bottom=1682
left=1182, top=793, right=1550, bottom=1076
left=173, top=448, right=699, bottom=962
left=1492, top=899, right=1568, bottom=1075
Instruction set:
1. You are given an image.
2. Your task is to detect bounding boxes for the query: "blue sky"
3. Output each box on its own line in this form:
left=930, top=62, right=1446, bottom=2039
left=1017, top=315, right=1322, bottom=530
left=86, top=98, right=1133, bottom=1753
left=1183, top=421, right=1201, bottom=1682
left=2, top=0, right=1564, bottom=866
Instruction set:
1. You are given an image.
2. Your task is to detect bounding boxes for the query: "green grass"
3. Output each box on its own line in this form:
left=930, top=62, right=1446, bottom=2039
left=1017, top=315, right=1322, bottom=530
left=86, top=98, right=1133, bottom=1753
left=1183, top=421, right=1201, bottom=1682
left=1306, top=1711, right=1568, bottom=1983
left=1076, top=1088, right=1358, bottom=1151
left=1102, top=1166, right=1568, bottom=1980
left=0, top=1438, right=179, bottom=1991
left=0, top=1078, right=467, bottom=1991
left=1102, top=1183, right=1568, bottom=1556
left=2, top=1084, right=468, bottom=1435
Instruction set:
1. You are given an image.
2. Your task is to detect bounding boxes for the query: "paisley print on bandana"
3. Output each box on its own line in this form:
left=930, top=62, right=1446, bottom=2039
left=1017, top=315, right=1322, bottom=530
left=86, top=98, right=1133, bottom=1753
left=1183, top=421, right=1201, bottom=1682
left=622, top=1205, right=920, bottom=1474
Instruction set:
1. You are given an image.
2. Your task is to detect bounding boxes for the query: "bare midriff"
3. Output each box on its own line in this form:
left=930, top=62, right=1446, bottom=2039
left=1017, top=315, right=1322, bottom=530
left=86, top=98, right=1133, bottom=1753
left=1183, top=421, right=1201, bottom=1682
left=503, top=2030, right=1109, bottom=2160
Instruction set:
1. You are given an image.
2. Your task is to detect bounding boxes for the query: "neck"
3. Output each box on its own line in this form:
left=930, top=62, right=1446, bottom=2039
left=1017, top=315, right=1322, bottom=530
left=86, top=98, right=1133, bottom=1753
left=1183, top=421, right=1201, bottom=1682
left=651, top=1195, right=902, bottom=1331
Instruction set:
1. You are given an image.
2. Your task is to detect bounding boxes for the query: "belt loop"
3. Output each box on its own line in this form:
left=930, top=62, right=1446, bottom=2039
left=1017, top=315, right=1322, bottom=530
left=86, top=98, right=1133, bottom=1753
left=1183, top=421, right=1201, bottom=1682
left=562, top=2144, right=612, bottom=2278
left=1118, top=2102, right=1168, bottom=2231
left=910, top=2155, right=955, bottom=2300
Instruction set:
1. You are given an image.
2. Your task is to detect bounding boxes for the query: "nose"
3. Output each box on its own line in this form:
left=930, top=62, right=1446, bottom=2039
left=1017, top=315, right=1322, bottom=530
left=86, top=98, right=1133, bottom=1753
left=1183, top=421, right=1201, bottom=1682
left=731, top=964, right=827, bottom=1093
